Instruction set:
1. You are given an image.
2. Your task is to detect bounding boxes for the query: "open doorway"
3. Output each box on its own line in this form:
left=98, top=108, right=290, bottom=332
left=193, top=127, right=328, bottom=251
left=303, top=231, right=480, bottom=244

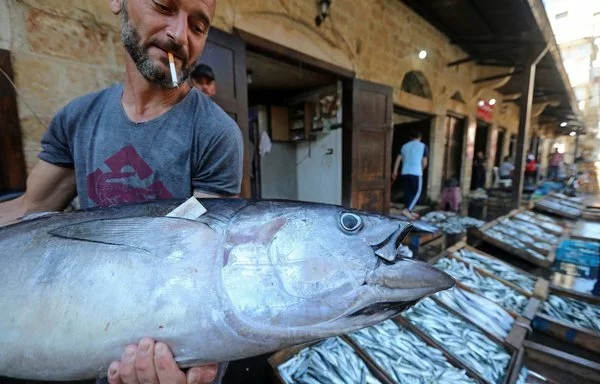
left=245, top=50, right=344, bottom=204
left=495, top=128, right=506, bottom=167
left=470, top=120, right=490, bottom=190
left=442, top=114, right=465, bottom=185
left=391, top=107, right=432, bottom=207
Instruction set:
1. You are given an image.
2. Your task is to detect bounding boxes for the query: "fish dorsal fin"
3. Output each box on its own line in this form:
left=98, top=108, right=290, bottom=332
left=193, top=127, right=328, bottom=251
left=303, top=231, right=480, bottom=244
left=49, top=217, right=213, bottom=253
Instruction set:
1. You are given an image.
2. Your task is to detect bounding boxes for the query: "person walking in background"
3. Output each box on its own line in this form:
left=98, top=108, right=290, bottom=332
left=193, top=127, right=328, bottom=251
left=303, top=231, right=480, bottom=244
left=525, top=153, right=537, bottom=185
left=391, top=130, right=428, bottom=219
left=548, top=148, right=563, bottom=181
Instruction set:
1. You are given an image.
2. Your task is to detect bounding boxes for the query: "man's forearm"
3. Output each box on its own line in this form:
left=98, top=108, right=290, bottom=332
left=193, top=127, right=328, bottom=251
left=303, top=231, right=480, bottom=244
left=0, top=196, right=26, bottom=227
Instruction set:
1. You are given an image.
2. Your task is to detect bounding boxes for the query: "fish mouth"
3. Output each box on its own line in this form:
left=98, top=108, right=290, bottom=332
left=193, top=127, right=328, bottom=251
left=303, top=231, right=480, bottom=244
left=373, top=224, right=413, bottom=262
left=346, top=258, right=455, bottom=318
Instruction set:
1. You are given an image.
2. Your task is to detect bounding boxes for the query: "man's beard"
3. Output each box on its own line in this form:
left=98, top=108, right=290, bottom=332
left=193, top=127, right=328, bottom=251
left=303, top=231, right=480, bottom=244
left=120, top=2, right=196, bottom=88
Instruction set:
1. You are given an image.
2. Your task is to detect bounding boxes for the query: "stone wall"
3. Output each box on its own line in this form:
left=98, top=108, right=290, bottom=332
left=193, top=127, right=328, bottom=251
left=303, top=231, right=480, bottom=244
left=0, top=0, right=123, bottom=170
left=0, top=0, right=526, bottom=201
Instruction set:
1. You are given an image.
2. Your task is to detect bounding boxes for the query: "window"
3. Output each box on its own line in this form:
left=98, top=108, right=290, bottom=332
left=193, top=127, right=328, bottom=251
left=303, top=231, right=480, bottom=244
left=555, top=11, right=568, bottom=19
left=401, top=71, right=433, bottom=99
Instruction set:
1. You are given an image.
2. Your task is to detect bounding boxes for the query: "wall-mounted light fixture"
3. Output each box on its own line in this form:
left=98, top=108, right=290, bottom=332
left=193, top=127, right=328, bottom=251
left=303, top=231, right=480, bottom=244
left=560, top=121, right=567, bottom=127
left=569, top=131, right=576, bottom=136
left=478, top=100, right=485, bottom=107
left=418, top=50, right=427, bottom=60
left=489, top=98, right=496, bottom=106
left=315, top=0, right=331, bottom=27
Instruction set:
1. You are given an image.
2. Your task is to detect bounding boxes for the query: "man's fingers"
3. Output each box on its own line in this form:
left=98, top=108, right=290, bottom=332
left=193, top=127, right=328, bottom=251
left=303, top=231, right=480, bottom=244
left=186, top=364, right=218, bottom=384
left=118, top=345, right=139, bottom=384
left=107, top=361, right=122, bottom=384
left=154, top=342, right=186, bottom=384
left=134, top=337, right=159, bottom=384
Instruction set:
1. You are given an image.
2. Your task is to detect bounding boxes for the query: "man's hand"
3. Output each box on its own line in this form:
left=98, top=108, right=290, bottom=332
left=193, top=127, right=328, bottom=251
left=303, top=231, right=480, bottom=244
left=391, top=172, right=398, bottom=183
left=107, top=338, right=217, bottom=384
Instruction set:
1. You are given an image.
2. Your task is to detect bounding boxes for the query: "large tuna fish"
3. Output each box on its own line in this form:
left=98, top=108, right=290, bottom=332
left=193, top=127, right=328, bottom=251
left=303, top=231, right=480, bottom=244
left=0, top=198, right=454, bottom=380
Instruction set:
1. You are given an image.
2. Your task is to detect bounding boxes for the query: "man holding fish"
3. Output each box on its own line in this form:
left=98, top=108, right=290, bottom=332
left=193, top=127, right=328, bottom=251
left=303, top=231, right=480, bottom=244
left=0, top=0, right=239, bottom=383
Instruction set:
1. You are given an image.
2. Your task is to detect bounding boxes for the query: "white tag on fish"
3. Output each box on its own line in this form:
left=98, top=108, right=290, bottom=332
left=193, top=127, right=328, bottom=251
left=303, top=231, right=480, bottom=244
left=166, top=197, right=207, bottom=220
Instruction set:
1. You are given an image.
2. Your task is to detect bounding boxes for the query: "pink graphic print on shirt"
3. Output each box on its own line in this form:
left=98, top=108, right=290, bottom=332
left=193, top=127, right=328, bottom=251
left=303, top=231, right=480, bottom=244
left=87, top=145, right=173, bottom=207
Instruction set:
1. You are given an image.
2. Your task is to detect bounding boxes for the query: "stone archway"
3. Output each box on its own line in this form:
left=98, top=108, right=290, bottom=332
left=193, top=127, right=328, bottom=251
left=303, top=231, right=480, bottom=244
left=401, top=70, right=433, bottom=99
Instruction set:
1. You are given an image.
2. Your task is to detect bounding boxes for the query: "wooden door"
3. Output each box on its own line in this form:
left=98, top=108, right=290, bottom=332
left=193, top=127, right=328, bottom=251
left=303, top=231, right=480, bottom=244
left=199, top=28, right=250, bottom=198
left=0, top=49, right=27, bottom=194
left=343, top=79, right=393, bottom=214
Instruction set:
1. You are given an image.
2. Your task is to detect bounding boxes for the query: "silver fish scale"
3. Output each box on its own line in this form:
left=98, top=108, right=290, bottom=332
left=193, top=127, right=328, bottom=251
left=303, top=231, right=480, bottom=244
left=542, top=294, right=600, bottom=332
left=499, top=219, right=559, bottom=245
left=483, top=228, right=545, bottom=260
left=403, top=298, right=511, bottom=384
left=348, top=320, right=477, bottom=384
left=513, top=213, right=563, bottom=234
left=456, top=249, right=535, bottom=293
left=434, top=258, right=528, bottom=314
left=278, top=337, right=382, bottom=384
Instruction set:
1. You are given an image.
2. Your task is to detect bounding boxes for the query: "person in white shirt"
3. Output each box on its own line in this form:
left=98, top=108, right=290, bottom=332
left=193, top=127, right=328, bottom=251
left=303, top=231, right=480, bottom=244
left=392, top=130, right=428, bottom=219
left=499, top=156, right=515, bottom=179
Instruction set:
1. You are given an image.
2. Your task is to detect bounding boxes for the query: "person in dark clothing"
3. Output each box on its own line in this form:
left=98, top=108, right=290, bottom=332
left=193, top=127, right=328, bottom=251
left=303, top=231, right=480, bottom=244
left=472, top=151, right=486, bottom=190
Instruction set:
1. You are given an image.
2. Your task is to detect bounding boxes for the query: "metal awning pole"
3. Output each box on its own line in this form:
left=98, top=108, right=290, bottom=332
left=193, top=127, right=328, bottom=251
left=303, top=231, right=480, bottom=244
left=512, top=45, right=549, bottom=209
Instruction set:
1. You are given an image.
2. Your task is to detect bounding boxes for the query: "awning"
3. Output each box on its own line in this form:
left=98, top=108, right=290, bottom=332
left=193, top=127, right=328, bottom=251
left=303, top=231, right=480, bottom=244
left=402, top=0, right=584, bottom=135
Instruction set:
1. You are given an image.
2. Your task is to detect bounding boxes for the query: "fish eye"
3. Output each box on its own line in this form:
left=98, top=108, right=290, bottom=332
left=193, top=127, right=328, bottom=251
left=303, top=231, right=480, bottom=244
left=340, top=212, right=363, bottom=233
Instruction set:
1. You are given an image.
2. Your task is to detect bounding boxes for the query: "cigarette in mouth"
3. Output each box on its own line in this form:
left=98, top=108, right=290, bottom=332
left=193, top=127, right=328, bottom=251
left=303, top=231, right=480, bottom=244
left=168, top=52, right=178, bottom=87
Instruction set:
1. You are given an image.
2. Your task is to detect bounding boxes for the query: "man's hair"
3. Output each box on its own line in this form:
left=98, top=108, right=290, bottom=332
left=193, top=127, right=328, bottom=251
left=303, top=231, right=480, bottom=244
left=504, top=156, right=510, bottom=161
left=410, top=130, right=422, bottom=139
left=190, top=64, right=215, bottom=82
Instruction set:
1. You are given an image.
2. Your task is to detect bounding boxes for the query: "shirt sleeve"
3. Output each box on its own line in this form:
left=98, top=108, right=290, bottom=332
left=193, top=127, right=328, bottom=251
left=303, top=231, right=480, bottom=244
left=192, top=119, right=244, bottom=196
left=37, top=107, right=74, bottom=168
left=423, top=145, right=429, bottom=157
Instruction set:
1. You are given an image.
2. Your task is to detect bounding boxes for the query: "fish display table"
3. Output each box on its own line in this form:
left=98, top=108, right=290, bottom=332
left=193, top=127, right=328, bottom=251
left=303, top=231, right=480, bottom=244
left=532, top=292, right=600, bottom=354
left=471, top=210, right=563, bottom=268
left=533, top=195, right=582, bottom=220
left=507, top=341, right=600, bottom=384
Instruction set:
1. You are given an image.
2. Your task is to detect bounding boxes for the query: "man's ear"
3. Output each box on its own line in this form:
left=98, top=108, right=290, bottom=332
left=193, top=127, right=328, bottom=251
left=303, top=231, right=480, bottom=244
left=108, top=0, right=124, bottom=15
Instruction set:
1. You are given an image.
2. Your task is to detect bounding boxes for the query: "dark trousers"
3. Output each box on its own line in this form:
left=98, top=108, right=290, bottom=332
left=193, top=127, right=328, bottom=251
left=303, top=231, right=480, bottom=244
left=401, top=174, right=422, bottom=211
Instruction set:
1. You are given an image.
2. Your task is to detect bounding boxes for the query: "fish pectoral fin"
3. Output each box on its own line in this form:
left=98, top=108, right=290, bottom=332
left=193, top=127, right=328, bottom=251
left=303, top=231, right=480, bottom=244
left=49, top=217, right=214, bottom=253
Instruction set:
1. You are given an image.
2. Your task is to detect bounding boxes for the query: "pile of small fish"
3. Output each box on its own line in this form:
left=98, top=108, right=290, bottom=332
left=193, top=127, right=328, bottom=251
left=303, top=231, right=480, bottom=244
left=404, top=298, right=511, bottom=384
left=483, top=227, right=547, bottom=260
left=535, top=199, right=582, bottom=217
left=278, top=337, right=381, bottom=384
left=456, top=249, right=536, bottom=293
left=499, top=218, right=559, bottom=245
left=422, top=211, right=485, bottom=235
left=513, top=212, right=563, bottom=234
left=490, top=223, right=553, bottom=253
left=348, top=320, right=477, bottom=384
left=541, top=294, right=600, bottom=333
left=436, top=288, right=514, bottom=338
left=435, top=258, right=528, bottom=314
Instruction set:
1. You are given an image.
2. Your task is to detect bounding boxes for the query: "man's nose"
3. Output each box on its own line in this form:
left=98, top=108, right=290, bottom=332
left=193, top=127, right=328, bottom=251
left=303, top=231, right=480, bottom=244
left=166, top=13, right=188, bottom=48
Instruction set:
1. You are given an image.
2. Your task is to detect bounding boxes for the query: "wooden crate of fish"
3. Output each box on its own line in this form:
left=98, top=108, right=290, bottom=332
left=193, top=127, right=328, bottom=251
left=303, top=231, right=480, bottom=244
left=506, top=340, right=600, bottom=384
left=471, top=212, right=558, bottom=268
left=268, top=336, right=392, bottom=384
left=532, top=292, right=600, bottom=354
left=346, top=319, right=485, bottom=384
left=430, top=255, right=540, bottom=319
left=446, top=242, right=549, bottom=300
left=533, top=196, right=582, bottom=220
left=399, top=298, right=520, bottom=384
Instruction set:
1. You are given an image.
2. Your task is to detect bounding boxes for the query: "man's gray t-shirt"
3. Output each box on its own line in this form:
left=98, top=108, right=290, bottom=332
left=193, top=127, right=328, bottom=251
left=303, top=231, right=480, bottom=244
left=39, top=84, right=243, bottom=208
